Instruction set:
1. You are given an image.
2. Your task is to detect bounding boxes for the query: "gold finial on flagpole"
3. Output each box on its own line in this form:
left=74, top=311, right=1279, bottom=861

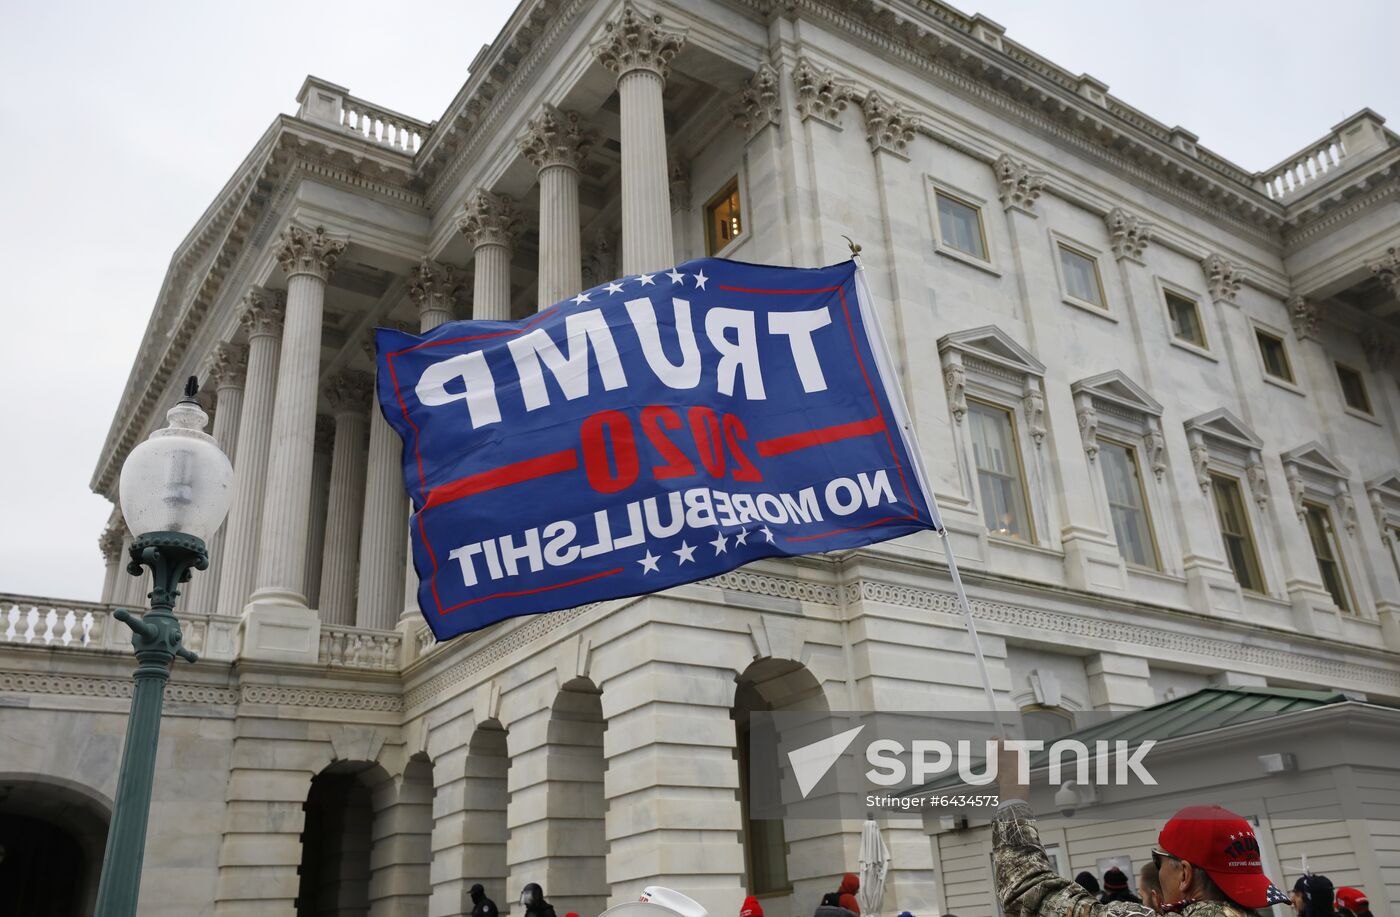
left=842, top=235, right=862, bottom=256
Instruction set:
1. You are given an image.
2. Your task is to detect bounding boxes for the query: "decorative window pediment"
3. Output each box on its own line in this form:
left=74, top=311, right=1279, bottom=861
left=1281, top=441, right=1355, bottom=533
left=1183, top=408, right=1266, bottom=501
left=1280, top=442, right=1349, bottom=481
left=1184, top=408, right=1262, bottom=453
left=1367, top=471, right=1400, bottom=542
left=1070, top=371, right=1165, bottom=474
left=938, top=325, right=1047, bottom=444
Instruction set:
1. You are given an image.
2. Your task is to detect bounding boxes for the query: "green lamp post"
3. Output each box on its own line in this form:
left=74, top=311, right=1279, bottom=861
left=93, top=376, right=234, bottom=917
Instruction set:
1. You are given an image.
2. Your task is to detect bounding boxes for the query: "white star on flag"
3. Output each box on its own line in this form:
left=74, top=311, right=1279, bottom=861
left=571, top=291, right=591, bottom=304
left=709, top=532, right=728, bottom=554
left=674, top=541, right=696, bottom=564
left=636, top=273, right=656, bottom=286
left=605, top=280, right=624, bottom=295
left=638, top=550, right=661, bottom=574
left=666, top=267, right=685, bottom=284
left=693, top=269, right=708, bottom=290
left=760, top=525, right=775, bottom=543
left=735, top=527, right=749, bottom=545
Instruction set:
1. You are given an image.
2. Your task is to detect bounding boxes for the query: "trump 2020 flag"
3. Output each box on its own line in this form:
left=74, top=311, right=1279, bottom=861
left=377, top=257, right=939, bottom=639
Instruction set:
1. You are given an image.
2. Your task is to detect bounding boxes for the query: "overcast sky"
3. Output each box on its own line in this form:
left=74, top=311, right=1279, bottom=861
left=1, top=0, right=1395, bottom=604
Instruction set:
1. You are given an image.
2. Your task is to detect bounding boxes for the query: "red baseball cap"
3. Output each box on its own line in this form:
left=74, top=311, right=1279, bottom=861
left=1156, top=805, right=1290, bottom=909
left=1336, top=887, right=1369, bottom=911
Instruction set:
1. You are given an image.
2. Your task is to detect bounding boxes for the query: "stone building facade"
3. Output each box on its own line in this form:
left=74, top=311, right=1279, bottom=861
left=3, top=1, right=1400, bottom=916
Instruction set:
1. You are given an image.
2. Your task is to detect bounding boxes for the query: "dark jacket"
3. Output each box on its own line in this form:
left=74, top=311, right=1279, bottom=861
left=520, top=883, right=558, bottom=917
left=470, top=884, right=498, bottom=917
left=1100, top=889, right=1143, bottom=906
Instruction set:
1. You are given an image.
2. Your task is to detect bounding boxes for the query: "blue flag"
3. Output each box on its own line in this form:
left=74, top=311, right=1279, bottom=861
left=377, top=258, right=939, bottom=639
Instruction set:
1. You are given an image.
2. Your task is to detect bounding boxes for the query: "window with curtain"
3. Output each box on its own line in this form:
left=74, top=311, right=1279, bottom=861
left=1210, top=473, right=1265, bottom=593
left=936, top=191, right=988, bottom=261
left=1101, top=440, right=1158, bottom=569
left=1303, top=501, right=1353, bottom=612
left=969, top=400, right=1033, bottom=541
left=1057, top=244, right=1105, bottom=307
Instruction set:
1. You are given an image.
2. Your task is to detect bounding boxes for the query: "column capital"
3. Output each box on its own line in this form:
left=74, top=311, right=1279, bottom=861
left=276, top=224, right=348, bottom=281
left=1104, top=207, right=1152, bottom=263
left=1368, top=245, right=1400, bottom=297
left=239, top=288, right=285, bottom=338
left=409, top=258, right=467, bottom=316
left=993, top=153, right=1045, bottom=214
left=791, top=57, right=857, bottom=127
left=860, top=90, right=916, bottom=159
left=518, top=105, right=596, bottom=172
left=1200, top=253, right=1242, bottom=305
left=1288, top=294, right=1324, bottom=341
left=325, top=370, right=374, bottom=416
left=99, top=524, right=125, bottom=563
left=205, top=341, right=248, bottom=391
left=593, top=2, right=685, bottom=81
left=457, top=190, right=523, bottom=250
left=730, top=62, right=781, bottom=140
left=315, top=414, right=336, bottom=454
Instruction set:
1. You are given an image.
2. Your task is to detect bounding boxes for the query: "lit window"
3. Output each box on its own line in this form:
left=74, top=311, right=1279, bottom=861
left=1210, top=474, right=1265, bottom=593
left=1058, top=244, right=1105, bottom=307
left=1336, top=364, right=1372, bottom=414
left=1256, top=330, right=1294, bottom=383
left=705, top=179, right=743, bottom=255
left=969, top=400, right=1033, bottom=542
left=936, top=192, right=988, bottom=261
left=1165, top=291, right=1206, bottom=348
left=1101, top=440, right=1158, bottom=569
left=1303, top=502, right=1353, bottom=612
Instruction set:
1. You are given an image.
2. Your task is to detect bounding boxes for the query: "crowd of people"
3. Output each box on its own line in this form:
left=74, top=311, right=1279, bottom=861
left=1063, top=864, right=1375, bottom=916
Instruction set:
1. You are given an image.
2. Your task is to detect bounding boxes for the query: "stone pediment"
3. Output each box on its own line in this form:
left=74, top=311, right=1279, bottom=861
left=1183, top=408, right=1263, bottom=452
left=937, top=325, right=1045, bottom=377
left=1367, top=470, right=1400, bottom=497
left=1071, top=370, right=1163, bottom=417
left=1281, top=441, right=1350, bottom=481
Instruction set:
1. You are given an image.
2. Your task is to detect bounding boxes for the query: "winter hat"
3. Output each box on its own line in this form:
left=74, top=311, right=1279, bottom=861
left=740, top=896, right=763, bottom=917
left=1103, top=867, right=1129, bottom=891
left=1074, top=871, right=1101, bottom=895
left=1294, top=874, right=1336, bottom=912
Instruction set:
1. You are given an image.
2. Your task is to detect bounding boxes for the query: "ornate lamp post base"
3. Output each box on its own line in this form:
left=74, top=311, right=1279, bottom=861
left=92, top=532, right=206, bottom=917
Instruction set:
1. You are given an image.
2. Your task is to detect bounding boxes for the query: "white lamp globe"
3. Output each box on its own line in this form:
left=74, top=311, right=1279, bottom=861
left=118, top=378, right=234, bottom=544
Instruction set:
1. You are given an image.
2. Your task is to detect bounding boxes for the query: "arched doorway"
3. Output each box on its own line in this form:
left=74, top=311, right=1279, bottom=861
left=0, top=776, right=111, bottom=917
left=461, top=721, right=509, bottom=909
left=296, top=761, right=386, bottom=916
left=545, top=678, right=607, bottom=917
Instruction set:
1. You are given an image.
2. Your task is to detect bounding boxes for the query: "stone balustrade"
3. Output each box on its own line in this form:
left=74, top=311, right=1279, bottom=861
left=1260, top=135, right=1348, bottom=200
left=317, top=623, right=401, bottom=671
left=1, top=593, right=242, bottom=660
left=341, top=96, right=429, bottom=153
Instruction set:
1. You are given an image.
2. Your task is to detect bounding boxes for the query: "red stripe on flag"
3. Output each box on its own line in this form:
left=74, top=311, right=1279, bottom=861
left=755, top=416, right=887, bottom=457
left=439, top=567, right=623, bottom=614
left=422, top=450, right=578, bottom=510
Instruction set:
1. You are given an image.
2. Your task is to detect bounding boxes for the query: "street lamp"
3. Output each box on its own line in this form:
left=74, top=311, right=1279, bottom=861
left=93, top=376, right=233, bottom=917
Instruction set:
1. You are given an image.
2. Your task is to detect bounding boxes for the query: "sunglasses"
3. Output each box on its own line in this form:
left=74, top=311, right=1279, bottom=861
left=1152, top=850, right=1182, bottom=871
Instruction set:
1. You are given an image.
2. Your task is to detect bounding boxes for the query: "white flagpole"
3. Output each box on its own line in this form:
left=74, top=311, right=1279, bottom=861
left=847, top=241, right=1006, bottom=737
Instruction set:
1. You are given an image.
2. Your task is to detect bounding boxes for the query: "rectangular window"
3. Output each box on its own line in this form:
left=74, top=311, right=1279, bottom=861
left=1101, top=440, right=1158, bottom=568
left=969, top=400, right=1034, bottom=542
left=705, top=178, right=743, bottom=255
left=1058, top=244, right=1106, bottom=307
left=1256, top=329, right=1294, bottom=383
left=1336, top=364, right=1372, bottom=414
left=1303, top=502, right=1353, bottom=612
left=936, top=191, right=988, bottom=261
left=1165, top=291, right=1207, bottom=348
left=1210, top=473, right=1266, bottom=592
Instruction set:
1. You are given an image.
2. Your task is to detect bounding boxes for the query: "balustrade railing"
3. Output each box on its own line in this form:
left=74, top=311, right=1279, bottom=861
left=340, top=96, right=429, bottom=154
left=1, top=593, right=242, bottom=661
left=1260, top=136, right=1348, bottom=200
left=318, top=624, right=401, bottom=671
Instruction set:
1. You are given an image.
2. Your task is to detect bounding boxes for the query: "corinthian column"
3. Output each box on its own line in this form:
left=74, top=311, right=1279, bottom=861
left=458, top=191, right=522, bottom=321
left=304, top=416, right=334, bottom=609
left=251, top=226, right=347, bottom=606
left=317, top=371, right=373, bottom=625
left=357, top=331, right=412, bottom=631
left=216, top=291, right=284, bottom=615
left=99, top=521, right=124, bottom=603
left=186, top=342, right=247, bottom=615
left=519, top=106, right=595, bottom=309
left=594, top=3, right=684, bottom=274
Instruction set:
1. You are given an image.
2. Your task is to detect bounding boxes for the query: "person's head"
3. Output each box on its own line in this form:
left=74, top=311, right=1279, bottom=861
left=1103, top=867, right=1130, bottom=893
left=741, top=896, right=763, bottom=917
left=838, top=874, right=859, bottom=895
left=520, top=884, right=544, bottom=908
left=470, top=884, right=486, bottom=904
left=1335, top=887, right=1369, bottom=917
left=1074, top=871, right=1101, bottom=895
left=1292, top=875, right=1336, bottom=916
left=1138, top=860, right=1163, bottom=913
left=1154, top=805, right=1290, bottom=910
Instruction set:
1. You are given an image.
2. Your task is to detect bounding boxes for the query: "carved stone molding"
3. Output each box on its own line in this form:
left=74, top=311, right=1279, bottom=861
left=0, top=670, right=240, bottom=706
left=1104, top=207, right=1151, bottom=262
left=731, top=62, right=781, bottom=140
left=1022, top=385, right=1046, bottom=447
left=791, top=56, right=857, bottom=127
left=940, top=352, right=967, bottom=423
left=1143, top=423, right=1166, bottom=480
left=993, top=154, right=1045, bottom=214
left=1200, top=253, right=1242, bottom=305
left=1189, top=437, right=1212, bottom=493
left=1288, top=295, right=1324, bottom=341
left=314, top=414, right=336, bottom=454
left=1368, top=245, right=1400, bottom=297
left=325, top=370, right=374, bottom=416
left=238, top=288, right=285, bottom=339
left=275, top=224, right=347, bottom=282
left=408, top=258, right=466, bottom=317
left=1246, top=457, right=1270, bottom=510
left=1338, top=490, right=1358, bottom=537
left=240, top=683, right=402, bottom=712
left=592, top=2, right=685, bottom=81
left=668, top=153, right=691, bottom=213
left=98, top=526, right=125, bottom=563
left=457, top=190, right=523, bottom=250
left=1359, top=328, right=1397, bottom=371
left=1074, top=394, right=1099, bottom=461
left=517, top=104, right=595, bottom=172
left=205, top=342, right=248, bottom=391
left=860, top=91, right=916, bottom=159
